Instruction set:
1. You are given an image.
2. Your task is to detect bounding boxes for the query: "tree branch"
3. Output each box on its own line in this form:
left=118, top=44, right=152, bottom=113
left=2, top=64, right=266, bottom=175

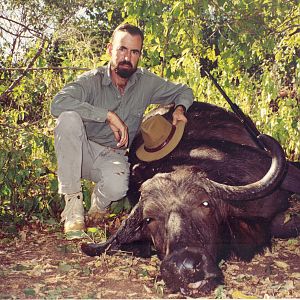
left=0, top=37, right=47, bottom=102
left=0, top=24, right=33, bottom=38
left=0, top=67, right=90, bottom=72
left=0, top=14, right=43, bottom=37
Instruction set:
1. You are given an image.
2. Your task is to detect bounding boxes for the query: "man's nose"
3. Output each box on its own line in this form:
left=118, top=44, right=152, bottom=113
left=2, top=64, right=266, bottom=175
left=124, top=51, right=131, bottom=61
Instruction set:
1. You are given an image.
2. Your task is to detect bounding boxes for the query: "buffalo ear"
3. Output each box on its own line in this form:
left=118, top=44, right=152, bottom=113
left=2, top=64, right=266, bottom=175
left=81, top=202, right=146, bottom=257
left=115, top=202, right=146, bottom=244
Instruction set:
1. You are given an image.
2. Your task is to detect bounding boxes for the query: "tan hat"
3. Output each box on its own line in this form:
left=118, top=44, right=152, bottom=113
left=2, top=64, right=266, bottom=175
left=136, top=115, right=185, bottom=162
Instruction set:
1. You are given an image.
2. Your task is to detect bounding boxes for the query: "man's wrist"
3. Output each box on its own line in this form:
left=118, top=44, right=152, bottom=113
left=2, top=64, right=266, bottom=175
left=175, top=105, right=186, bottom=113
left=106, top=111, right=114, bottom=123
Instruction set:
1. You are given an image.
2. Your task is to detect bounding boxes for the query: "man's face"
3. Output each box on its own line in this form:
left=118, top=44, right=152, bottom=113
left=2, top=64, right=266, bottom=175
left=108, top=31, right=142, bottom=78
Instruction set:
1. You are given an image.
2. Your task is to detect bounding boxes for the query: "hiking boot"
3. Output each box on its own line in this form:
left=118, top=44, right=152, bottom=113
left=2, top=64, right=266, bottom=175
left=61, top=192, right=85, bottom=233
left=87, top=192, right=110, bottom=223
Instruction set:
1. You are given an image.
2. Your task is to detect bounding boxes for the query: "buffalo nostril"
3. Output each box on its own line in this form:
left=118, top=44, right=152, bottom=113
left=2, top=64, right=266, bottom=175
left=160, top=250, right=204, bottom=292
left=160, top=248, right=223, bottom=294
left=179, top=257, right=195, bottom=271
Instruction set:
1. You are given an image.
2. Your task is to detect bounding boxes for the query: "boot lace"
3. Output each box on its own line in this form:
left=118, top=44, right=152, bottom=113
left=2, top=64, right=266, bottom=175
left=61, top=192, right=83, bottom=222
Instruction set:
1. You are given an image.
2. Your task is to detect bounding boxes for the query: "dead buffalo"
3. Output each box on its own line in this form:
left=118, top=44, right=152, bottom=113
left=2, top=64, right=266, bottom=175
left=81, top=102, right=300, bottom=295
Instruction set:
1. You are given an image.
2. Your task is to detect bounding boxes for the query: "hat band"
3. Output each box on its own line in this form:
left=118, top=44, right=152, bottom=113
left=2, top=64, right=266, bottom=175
left=144, top=125, right=176, bottom=153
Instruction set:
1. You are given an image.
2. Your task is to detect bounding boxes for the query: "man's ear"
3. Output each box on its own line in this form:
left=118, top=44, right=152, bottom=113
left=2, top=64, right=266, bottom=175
left=107, top=43, right=112, bottom=56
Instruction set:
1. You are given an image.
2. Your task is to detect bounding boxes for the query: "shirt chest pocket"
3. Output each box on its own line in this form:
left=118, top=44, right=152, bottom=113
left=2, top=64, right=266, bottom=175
left=128, top=106, right=143, bottom=124
left=125, top=105, right=145, bottom=141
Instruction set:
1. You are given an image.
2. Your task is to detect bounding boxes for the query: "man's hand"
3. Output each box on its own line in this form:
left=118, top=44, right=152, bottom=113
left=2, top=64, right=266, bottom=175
left=106, top=111, right=129, bottom=148
left=172, top=105, right=187, bottom=125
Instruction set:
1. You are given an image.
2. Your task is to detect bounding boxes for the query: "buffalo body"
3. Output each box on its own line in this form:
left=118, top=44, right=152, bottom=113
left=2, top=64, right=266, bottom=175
left=82, top=102, right=300, bottom=295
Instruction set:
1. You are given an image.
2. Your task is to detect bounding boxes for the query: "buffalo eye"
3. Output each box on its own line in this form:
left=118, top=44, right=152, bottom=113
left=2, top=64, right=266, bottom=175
left=144, top=217, right=153, bottom=224
left=201, top=201, right=210, bottom=207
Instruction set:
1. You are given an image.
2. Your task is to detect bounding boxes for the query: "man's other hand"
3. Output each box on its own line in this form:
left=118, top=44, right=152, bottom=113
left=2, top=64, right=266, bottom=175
left=172, top=105, right=187, bottom=125
left=106, top=111, right=129, bottom=148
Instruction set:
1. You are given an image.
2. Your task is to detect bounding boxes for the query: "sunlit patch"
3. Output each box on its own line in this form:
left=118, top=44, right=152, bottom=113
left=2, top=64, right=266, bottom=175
left=189, top=147, right=225, bottom=160
left=165, top=212, right=182, bottom=256
left=168, top=211, right=182, bottom=236
left=188, top=279, right=208, bottom=289
left=132, top=163, right=141, bottom=170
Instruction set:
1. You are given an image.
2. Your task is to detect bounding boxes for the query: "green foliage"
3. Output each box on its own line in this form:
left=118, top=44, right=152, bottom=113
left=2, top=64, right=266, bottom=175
left=119, top=0, right=300, bottom=158
left=1, top=0, right=299, bottom=233
left=0, top=111, right=61, bottom=229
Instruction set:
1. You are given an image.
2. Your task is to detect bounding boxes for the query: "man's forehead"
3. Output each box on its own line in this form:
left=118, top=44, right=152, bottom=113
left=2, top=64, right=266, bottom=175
left=112, top=31, right=142, bottom=47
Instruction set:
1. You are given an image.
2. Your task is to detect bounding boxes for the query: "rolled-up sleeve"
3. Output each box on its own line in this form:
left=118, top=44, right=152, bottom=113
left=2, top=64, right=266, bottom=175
left=145, top=71, right=194, bottom=110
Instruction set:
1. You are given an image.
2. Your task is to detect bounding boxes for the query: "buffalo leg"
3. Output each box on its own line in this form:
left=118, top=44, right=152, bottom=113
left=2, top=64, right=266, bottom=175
left=270, top=212, right=300, bottom=238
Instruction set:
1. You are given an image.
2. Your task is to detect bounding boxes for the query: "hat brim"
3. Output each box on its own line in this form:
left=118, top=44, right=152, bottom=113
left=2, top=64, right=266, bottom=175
left=136, top=120, right=185, bottom=162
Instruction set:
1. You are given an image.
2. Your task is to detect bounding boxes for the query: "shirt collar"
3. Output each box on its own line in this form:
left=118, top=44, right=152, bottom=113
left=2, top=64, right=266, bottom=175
left=102, top=62, right=142, bottom=87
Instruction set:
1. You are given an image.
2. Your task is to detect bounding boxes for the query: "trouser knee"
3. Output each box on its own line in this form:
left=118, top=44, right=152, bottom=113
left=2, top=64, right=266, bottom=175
left=95, top=175, right=129, bottom=200
left=93, top=173, right=129, bottom=208
left=54, top=111, right=84, bottom=137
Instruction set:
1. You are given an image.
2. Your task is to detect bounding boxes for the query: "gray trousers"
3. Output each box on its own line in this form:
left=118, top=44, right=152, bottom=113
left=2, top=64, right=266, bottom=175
left=54, top=111, right=130, bottom=209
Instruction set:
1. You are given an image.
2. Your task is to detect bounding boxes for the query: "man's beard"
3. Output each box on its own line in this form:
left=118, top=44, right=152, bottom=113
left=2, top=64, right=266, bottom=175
left=114, top=61, right=137, bottom=78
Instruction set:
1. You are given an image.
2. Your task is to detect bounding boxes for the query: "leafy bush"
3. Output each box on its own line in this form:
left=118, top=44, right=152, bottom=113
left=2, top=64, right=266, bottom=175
left=1, top=0, right=299, bottom=235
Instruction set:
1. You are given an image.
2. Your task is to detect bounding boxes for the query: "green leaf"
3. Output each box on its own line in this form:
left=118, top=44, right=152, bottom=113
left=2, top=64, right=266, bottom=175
left=65, top=230, right=86, bottom=240
left=24, top=288, right=36, bottom=296
left=231, top=290, right=257, bottom=299
left=57, top=244, right=76, bottom=254
left=107, top=10, right=113, bottom=22
left=58, top=262, right=73, bottom=273
left=87, top=227, right=99, bottom=234
left=14, top=264, right=30, bottom=271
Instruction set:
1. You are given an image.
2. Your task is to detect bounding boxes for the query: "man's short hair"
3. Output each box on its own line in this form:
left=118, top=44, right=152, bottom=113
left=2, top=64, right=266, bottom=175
left=112, top=23, right=144, bottom=45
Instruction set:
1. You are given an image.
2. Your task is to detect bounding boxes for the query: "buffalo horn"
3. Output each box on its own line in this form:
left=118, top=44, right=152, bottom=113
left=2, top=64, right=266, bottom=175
left=210, top=134, right=286, bottom=201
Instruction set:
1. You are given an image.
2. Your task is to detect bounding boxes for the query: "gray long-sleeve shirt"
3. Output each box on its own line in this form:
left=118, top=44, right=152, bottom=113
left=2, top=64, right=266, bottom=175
left=51, top=65, right=194, bottom=148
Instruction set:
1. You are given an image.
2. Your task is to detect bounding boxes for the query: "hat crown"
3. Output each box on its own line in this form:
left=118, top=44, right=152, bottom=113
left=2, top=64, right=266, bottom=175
left=141, top=115, right=173, bottom=149
left=136, top=114, right=185, bottom=162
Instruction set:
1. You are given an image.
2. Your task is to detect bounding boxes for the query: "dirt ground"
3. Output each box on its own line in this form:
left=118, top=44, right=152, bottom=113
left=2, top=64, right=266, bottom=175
left=0, top=211, right=300, bottom=299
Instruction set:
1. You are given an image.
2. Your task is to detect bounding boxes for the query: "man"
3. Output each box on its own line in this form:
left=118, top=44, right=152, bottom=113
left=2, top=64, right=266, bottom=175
left=51, top=23, right=194, bottom=235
